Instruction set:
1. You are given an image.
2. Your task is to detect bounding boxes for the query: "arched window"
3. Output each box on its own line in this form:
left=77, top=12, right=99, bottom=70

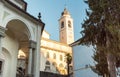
left=59, top=63, right=64, bottom=68
left=45, top=61, right=50, bottom=71
left=60, top=55, right=63, bottom=61
left=68, top=21, right=71, bottom=28
left=53, top=53, right=56, bottom=59
left=46, top=52, right=49, bottom=58
left=61, top=21, right=64, bottom=28
left=46, top=61, right=50, bottom=65
left=52, top=62, right=57, bottom=66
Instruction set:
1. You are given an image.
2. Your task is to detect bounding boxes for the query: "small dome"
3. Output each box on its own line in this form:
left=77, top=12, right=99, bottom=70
left=61, top=8, right=70, bottom=16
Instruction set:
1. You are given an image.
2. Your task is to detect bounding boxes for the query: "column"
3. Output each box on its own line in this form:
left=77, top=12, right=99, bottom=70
left=27, top=47, right=32, bottom=75
left=33, top=25, right=41, bottom=77
left=0, top=26, right=6, bottom=53
left=26, top=40, right=36, bottom=77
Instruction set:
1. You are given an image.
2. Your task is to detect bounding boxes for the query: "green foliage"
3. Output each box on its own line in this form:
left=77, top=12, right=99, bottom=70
left=92, top=49, right=109, bottom=76
left=80, top=0, right=120, bottom=76
left=80, top=0, right=120, bottom=55
left=66, top=53, right=72, bottom=64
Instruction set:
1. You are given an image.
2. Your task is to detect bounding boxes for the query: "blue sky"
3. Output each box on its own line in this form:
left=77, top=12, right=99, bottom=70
left=25, top=0, right=88, bottom=41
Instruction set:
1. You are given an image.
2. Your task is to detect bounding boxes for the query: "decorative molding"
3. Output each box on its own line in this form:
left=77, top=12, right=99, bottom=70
left=29, top=40, right=37, bottom=49
left=0, top=26, right=6, bottom=37
left=41, top=46, right=72, bottom=54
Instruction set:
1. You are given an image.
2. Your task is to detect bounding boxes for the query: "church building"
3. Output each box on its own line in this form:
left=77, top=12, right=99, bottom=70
left=0, top=0, right=74, bottom=77
left=40, top=8, right=74, bottom=75
left=18, top=7, right=74, bottom=76
left=17, top=6, right=74, bottom=77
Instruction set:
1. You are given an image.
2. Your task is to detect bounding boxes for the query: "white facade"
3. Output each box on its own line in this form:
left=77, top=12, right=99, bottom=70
left=70, top=40, right=98, bottom=77
left=40, top=37, right=72, bottom=75
left=42, top=30, right=50, bottom=39
left=0, top=0, right=44, bottom=77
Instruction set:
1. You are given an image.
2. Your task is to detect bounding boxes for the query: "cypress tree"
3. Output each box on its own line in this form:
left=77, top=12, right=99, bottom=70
left=80, top=0, right=120, bottom=77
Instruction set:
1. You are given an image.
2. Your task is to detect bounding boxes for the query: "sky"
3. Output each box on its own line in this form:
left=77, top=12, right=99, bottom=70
left=73, top=45, right=98, bottom=77
left=24, top=0, right=88, bottom=41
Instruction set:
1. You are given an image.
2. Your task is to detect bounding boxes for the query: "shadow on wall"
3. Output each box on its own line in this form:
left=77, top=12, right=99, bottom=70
left=40, top=71, right=67, bottom=77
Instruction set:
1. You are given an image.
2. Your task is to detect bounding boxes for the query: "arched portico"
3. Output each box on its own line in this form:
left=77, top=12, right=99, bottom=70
left=0, top=19, right=37, bottom=77
left=2, top=16, right=34, bottom=40
left=0, top=1, right=45, bottom=77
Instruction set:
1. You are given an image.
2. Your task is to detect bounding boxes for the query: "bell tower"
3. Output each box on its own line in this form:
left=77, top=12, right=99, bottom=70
left=59, top=8, right=74, bottom=44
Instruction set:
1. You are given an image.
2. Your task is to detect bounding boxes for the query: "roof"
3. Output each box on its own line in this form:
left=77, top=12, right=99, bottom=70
left=69, top=38, right=81, bottom=47
left=14, top=0, right=27, bottom=11
left=61, top=8, right=70, bottom=16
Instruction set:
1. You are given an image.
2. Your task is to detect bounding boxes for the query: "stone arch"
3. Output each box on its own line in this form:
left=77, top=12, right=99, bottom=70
left=2, top=47, right=11, bottom=59
left=2, top=15, right=34, bottom=40
left=46, top=60, right=50, bottom=65
left=2, top=17, right=34, bottom=77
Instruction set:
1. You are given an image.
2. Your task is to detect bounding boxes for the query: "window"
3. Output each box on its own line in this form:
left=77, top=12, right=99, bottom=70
left=61, top=21, right=64, bottom=28
left=60, top=55, right=63, bottom=61
left=59, top=63, right=64, bottom=68
left=46, top=52, right=49, bottom=58
left=68, top=21, right=71, bottom=28
left=45, top=66, right=50, bottom=71
left=45, top=61, right=50, bottom=71
left=46, top=61, right=50, bottom=65
left=52, top=62, right=57, bottom=66
left=53, top=53, right=56, bottom=59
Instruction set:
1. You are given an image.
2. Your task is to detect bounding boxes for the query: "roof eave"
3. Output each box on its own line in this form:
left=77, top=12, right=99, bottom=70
left=4, top=0, right=45, bottom=35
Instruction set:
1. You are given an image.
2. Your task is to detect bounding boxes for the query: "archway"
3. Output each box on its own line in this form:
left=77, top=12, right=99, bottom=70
left=4, top=19, right=31, bottom=77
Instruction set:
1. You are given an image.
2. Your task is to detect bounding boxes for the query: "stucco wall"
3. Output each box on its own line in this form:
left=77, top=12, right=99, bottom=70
left=1, top=34, right=19, bottom=77
left=72, top=45, right=98, bottom=77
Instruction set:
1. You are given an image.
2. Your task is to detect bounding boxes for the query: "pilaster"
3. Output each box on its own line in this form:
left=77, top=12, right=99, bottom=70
left=27, top=40, right=36, bottom=77
left=0, top=26, right=6, bottom=54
